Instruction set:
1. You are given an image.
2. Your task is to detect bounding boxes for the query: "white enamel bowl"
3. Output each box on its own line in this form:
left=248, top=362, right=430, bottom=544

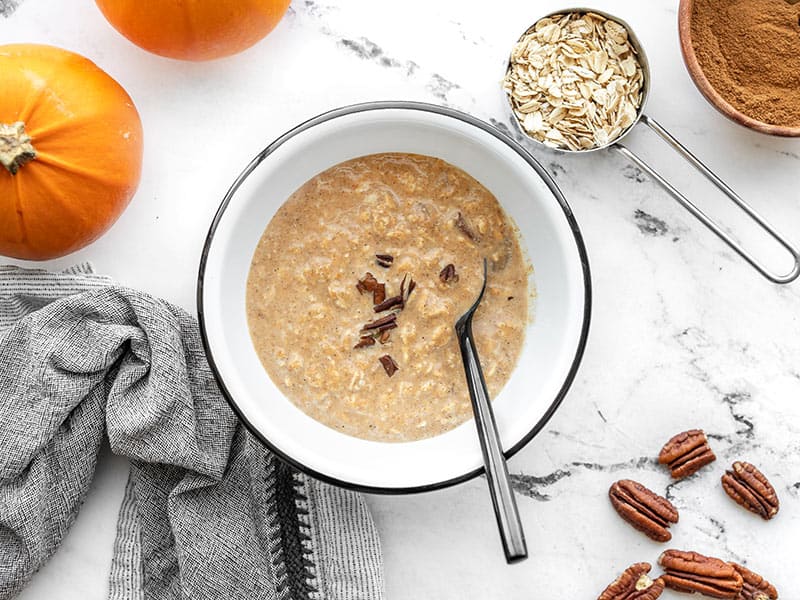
left=197, top=102, right=591, bottom=493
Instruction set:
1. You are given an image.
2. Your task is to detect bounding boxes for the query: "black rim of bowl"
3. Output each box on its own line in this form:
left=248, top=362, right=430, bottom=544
left=196, top=100, right=592, bottom=494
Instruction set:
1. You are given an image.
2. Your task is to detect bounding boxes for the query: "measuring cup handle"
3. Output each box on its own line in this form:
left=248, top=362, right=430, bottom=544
left=613, top=114, right=800, bottom=284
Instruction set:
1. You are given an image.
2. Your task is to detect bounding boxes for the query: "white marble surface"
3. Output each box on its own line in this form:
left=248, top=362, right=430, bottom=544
left=3, top=0, right=800, bottom=598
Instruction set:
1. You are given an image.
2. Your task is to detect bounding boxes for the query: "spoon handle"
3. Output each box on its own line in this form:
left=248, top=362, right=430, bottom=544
left=457, top=322, right=528, bottom=563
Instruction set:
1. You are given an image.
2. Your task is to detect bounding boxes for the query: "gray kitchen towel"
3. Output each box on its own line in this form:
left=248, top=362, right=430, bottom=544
left=0, top=265, right=384, bottom=600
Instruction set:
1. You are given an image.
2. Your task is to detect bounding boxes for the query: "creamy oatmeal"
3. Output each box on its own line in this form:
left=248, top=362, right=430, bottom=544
left=246, top=153, right=531, bottom=442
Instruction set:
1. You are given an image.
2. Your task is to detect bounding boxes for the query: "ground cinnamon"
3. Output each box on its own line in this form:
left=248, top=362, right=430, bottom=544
left=690, top=0, right=800, bottom=127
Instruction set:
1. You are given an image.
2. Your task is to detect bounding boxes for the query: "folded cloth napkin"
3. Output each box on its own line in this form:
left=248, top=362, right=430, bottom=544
left=0, top=265, right=384, bottom=600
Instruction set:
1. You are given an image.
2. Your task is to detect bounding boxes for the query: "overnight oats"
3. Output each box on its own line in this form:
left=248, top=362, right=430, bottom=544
left=246, top=153, right=532, bottom=442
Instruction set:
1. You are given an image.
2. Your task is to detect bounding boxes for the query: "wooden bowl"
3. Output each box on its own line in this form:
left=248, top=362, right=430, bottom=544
left=678, top=0, right=800, bottom=137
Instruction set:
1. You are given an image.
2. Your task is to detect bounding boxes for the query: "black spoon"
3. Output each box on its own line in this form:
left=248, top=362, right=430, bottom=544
left=455, top=258, right=527, bottom=563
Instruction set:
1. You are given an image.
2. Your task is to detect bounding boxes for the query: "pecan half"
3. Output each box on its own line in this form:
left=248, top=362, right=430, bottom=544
left=399, top=274, right=416, bottom=304
left=721, top=462, right=779, bottom=520
left=598, top=562, right=665, bottom=600
left=659, top=550, right=743, bottom=599
left=378, top=354, right=398, bottom=377
left=356, top=272, right=386, bottom=304
left=373, top=282, right=386, bottom=305
left=730, top=563, right=778, bottom=600
left=356, top=272, right=377, bottom=294
left=353, top=336, right=375, bottom=349
left=375, top=253, right=394, bottom=268
left=455, top=211, right=479, bottom=242
left=609, top=480, right=679, bottom=542
left=658, top=429, right=716, bottom=479
left=439, top=263, right=459, bottom=284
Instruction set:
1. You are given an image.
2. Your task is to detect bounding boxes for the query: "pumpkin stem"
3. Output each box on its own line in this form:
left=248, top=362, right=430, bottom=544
left=0, top=122, right=37, bottom=175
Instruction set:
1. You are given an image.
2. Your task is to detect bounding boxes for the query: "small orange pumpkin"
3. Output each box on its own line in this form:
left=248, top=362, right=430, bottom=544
left=0, top=44, right=143, bottom=260
left=95, top=0, right=292, bottom=61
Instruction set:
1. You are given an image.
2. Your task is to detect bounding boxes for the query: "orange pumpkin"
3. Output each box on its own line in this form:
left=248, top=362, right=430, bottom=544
left=95, top=0, right=292, bottom=61
left=0, top=44, right=143, bottom=260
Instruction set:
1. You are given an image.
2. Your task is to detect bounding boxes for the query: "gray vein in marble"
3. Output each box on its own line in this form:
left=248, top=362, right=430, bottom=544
left=572, top=456, right=659, bottom=472
left=664, top=479, right=688, bottom=503
left=710, top=394, right=758, bottom=450
left=509, top=471, right=572, bottom=501
left=510, top=457, right=658, bottom=501
left=488, top=117, right=529, bottom=146
left=664, top=481, right=744, bottom=562
left=705, top=516, right=727, bottom=540
left=672, top=328, right=768, bottom=456
left=447, top=19, right=487, bottom=47
left=622, top=164, right=648, bottom=183
left=696, top=516, right=745, bottom=563
left=333, top=35, right=471, bottom=106
left=548, top=162, right=567, bottom=179
left=425, top=73, right=460, bottom=103
left=0, top=0, right=20, bottom=17
left=487, top=115, right=578, bottom=177
left=633, top=209, right=670, bottom=237
left=719, top=392, right=756, bottom=440
left=298, top=0, right=336, bottom=18
left=338, top=37, right=409, bottom=72
left=292, top=1, right=474, bottom=127
left=545, top=429, right=611, bottom=450
left=754, top=143, right=800, bottom=160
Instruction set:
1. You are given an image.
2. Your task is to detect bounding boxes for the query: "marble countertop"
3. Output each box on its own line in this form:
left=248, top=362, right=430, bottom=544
left=4, top=0, right=800, bottom=598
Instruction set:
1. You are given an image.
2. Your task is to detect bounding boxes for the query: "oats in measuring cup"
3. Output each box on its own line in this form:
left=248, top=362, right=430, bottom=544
left=503, top=11, right=644, bottom=151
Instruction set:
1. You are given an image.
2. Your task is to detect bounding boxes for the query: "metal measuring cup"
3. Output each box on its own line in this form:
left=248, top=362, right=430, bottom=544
left=504, top=8, right=800, bottom=284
